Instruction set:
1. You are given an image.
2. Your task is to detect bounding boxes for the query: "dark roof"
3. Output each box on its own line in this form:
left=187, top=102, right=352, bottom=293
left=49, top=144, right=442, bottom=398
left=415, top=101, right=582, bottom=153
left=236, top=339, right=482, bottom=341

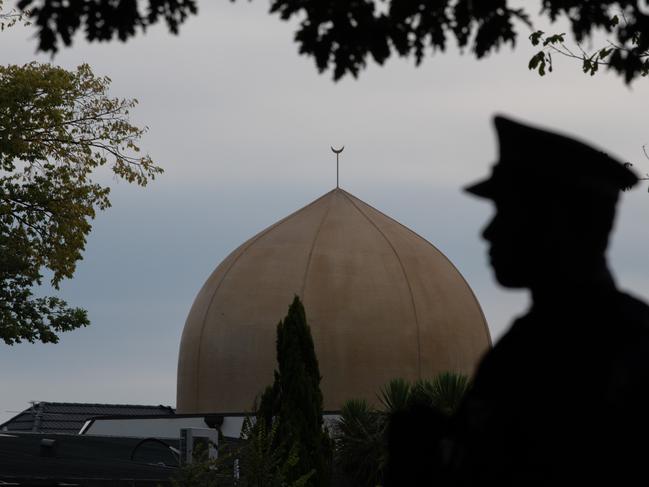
left=1, top=402, right=175, bottom=435
left=0, top=431, right=347, bottom=487
left=0, top=431, right=179, bottom=485
left=0, top=432, right=245, bottom=485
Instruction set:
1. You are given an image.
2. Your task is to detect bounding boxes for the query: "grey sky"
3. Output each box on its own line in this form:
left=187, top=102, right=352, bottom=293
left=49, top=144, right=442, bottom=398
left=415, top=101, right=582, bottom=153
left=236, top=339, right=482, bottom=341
left=1, top=1, right=649, bottom=423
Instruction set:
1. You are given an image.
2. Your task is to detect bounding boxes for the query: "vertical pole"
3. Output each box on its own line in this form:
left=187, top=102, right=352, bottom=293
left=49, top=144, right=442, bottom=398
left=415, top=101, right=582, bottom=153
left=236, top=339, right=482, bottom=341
left=331, top=146, right=344, bottom=189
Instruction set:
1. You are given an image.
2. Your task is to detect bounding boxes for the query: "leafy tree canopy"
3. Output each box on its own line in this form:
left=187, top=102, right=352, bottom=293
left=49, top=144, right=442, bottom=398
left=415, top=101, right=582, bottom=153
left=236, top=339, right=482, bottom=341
left=14, top=0, right=649, bottom=83
left=0, top=61, right=161, bottom=344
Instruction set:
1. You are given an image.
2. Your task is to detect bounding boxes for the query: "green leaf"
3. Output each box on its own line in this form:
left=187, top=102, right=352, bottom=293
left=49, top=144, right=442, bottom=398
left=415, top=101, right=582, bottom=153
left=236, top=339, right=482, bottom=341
left=543, top=33, right=566, bottom=46
left=598, top=47, right=612, bottom=60
left=529, top=51, right=548, bottom=76
left=529, top=30, right=544, bottom=46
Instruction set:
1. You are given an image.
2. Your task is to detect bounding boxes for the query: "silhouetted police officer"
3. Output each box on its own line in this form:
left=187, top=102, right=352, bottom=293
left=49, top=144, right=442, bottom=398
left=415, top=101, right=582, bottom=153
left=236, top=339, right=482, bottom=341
left=448, top=115, right=649, bottom=486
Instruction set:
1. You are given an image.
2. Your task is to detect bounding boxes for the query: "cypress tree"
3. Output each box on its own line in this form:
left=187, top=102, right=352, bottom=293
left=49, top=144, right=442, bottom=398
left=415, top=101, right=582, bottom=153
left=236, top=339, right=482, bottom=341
left=260, top=295, right=332, bottom=487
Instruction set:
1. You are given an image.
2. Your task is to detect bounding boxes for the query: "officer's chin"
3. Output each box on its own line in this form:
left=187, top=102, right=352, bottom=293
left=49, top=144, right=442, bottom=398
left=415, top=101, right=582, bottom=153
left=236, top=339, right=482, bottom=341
left=492, top=268, right=529, bottom=289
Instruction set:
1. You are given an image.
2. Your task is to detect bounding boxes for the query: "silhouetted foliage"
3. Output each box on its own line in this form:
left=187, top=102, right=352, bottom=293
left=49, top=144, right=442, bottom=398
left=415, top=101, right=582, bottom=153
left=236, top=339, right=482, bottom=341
left=528, top=13, right=649, bottom=82
left=0, top=0, right=29, bottom=30
left=17, top=0, right=197, bottom=53
left=259, top=296, right=332, bottom=487
left=335, top=399, right=385, bottom=487
left=336, top=373, right=469, bottom=487
left=16, top=1, right=649, bottom=83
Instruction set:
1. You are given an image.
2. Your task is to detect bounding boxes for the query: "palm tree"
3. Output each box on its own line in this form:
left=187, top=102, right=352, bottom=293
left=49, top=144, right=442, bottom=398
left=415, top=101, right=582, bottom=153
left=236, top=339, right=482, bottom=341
left=378, top=378, right=412, bottom=415
left=425, top=372, right=471, bottom=416
left=334, top=372, right=470, bottom=487
left=334, top=399, right=386, bottom=487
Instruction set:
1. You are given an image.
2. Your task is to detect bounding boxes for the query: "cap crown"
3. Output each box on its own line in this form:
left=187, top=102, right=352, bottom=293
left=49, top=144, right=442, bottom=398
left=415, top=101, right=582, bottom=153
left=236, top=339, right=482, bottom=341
left=467, top=115, right=638, bottom=200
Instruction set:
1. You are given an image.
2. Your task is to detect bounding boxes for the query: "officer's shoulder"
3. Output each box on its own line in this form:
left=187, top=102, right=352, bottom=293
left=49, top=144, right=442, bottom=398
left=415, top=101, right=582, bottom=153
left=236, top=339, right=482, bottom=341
left=616, top=290, right=649, bottom=324
left=609, top=291, right=649, bottom=350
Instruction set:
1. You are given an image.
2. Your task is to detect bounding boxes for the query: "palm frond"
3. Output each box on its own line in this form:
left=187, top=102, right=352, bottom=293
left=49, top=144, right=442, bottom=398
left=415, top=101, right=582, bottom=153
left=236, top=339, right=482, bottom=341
left=428, top=371, right=471, bottom=416
left=378, top=378, right=411, bottom=414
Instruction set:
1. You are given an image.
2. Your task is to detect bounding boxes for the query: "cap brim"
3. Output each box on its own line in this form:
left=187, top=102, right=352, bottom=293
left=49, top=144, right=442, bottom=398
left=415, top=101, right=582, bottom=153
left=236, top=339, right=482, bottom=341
left=464, top=178, right=494, bottom=198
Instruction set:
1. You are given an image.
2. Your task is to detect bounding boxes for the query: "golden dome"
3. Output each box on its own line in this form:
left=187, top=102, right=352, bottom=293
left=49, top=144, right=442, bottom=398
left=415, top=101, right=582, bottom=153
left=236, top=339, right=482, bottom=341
left=177, top=188, right=490, bottom=413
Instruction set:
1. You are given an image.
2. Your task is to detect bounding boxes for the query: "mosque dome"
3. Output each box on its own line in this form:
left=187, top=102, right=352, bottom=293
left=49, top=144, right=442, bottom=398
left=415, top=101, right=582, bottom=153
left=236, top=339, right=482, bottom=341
left=177, top=188, right=490, bottom=413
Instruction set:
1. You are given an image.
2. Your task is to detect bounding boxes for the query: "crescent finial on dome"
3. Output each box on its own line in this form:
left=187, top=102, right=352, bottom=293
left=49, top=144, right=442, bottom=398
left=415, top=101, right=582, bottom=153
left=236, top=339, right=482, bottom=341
left=331, top=145, right=344, bottom=188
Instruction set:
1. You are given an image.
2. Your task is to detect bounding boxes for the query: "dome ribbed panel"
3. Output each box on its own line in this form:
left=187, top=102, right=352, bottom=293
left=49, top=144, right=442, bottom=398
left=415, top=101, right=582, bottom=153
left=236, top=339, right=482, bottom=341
left=302, top=191, right=420, bottom=408
left=177, top=189, right=490, bottom=413
left=177, top=193, right=332, bottom=413
left=345, top=193, right=491, bottom=378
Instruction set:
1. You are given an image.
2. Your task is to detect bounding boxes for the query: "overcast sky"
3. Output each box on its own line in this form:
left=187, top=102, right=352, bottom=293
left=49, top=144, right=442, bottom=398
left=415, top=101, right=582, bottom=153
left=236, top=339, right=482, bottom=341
left=2, top=1, right=649, bottom=424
